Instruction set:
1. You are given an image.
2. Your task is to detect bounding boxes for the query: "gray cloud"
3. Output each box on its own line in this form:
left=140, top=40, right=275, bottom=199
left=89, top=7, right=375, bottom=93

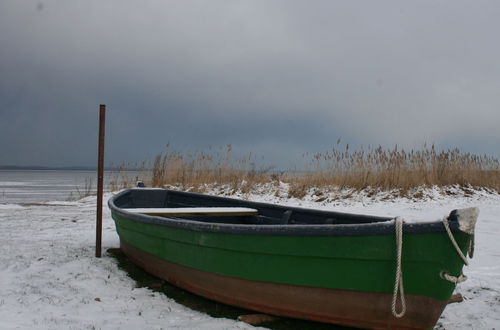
left=1, top=0, right=499, bottom=168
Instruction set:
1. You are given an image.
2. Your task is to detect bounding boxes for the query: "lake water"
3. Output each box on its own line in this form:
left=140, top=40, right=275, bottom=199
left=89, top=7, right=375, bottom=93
left=0, top=170, right=142, bottom=203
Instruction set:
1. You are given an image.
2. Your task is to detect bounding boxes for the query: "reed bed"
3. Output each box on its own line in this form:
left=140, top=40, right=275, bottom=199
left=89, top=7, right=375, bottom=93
left=114, top=143, right=500, bottom=197
left=286, top=143, right=500, bottom=197
left=108, top=161, right=149, bottom=192
left=148, top=145, right=272, bottom=193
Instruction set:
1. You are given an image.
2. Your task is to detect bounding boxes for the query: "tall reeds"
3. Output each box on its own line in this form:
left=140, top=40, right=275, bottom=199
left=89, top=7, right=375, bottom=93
left=148, top=145, right=272, bottom=193
left=287, top=143, right=500, bottom=196
left=119, top=143, right=500, bottom=197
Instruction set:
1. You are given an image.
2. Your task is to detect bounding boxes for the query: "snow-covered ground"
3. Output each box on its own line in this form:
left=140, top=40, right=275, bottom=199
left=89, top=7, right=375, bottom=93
left=0, top=187, right=499, bottom=329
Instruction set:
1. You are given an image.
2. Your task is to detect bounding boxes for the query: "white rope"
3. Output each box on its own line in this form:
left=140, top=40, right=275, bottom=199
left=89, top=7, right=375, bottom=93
left=442, top=217, right=469, bottom=266
left=391, top=217, right=406, bottom=318
left=440, top=272, right=468, bottom=283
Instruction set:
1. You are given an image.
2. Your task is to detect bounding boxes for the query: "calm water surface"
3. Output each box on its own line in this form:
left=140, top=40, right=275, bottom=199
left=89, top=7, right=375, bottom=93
left=0, top=170, right=141, bottom=203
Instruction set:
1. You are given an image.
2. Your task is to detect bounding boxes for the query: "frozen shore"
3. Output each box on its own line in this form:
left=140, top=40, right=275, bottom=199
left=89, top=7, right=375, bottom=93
left=0, top=188, right=499, bottom=329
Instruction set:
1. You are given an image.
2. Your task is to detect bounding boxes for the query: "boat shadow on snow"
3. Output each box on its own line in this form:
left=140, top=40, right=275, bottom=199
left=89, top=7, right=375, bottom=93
left=107, top=248, right=355, bottom=330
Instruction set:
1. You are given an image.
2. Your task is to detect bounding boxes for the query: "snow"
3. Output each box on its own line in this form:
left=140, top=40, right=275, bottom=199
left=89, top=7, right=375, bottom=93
left=1, top=187, right=499, bottom=329
left=0, top=194, right=257, bottom=330
left=454, top=207, right=480, bottom=234
left=0, top=204, right=24, bottom=210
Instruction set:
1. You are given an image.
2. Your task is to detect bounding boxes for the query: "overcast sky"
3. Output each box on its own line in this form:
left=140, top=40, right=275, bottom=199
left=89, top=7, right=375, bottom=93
left=1, top=0, right=499, bottom=169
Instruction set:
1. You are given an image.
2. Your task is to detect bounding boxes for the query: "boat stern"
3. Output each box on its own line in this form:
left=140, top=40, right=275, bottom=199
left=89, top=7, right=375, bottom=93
left=449, top=207, right=479, bottom=235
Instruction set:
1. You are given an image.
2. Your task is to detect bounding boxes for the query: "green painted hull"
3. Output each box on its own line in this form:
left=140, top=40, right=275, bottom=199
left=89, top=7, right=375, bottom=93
left=112, top=212, right=469, bottom=301
left=109, top=189, right=475, bottom=328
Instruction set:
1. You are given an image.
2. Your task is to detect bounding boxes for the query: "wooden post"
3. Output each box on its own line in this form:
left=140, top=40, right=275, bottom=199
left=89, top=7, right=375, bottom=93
left=96, top=104, right=106, bottom=258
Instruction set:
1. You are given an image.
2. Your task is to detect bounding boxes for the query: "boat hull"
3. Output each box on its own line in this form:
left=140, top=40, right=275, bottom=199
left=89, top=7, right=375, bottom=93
left=109, top=189, right=474, bottom=329
left=121, top=240, right=446, bottom=329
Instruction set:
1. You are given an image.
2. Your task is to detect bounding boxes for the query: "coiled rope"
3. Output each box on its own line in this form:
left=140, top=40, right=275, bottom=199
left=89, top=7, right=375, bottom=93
left=391, top=217, right=406, bottom=318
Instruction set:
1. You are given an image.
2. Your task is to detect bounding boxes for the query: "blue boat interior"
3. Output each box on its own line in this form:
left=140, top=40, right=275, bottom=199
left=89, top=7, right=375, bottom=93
left=114, top=188, right=394, bottom=225
left=109, top=189, right=465, bottom=236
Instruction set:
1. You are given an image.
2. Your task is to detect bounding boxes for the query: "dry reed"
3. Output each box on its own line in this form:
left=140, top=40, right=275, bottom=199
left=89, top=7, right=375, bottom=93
left=115, top=143, right=500, bottom=197
left=286, top=142, right=500, bottom=197
left=148, top=145, right=272, bottom=193
left=108, top=161, right=148, bottom=191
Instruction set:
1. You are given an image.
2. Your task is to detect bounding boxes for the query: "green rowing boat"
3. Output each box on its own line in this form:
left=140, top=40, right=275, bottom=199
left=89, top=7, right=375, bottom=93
left=109, top=188, right=478, bottom=329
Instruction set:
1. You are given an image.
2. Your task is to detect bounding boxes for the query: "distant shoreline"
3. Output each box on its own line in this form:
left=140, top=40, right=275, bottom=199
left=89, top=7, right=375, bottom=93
left=0, top=166, right=143, bottom=171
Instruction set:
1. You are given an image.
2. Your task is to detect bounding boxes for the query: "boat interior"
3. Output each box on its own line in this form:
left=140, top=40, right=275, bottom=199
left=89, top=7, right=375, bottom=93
left=113, top=188, right=393, bottom=226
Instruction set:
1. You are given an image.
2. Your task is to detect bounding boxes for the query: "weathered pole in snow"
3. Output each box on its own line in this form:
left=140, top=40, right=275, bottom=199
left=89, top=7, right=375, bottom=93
left=96, top=104, right=106, bottom=258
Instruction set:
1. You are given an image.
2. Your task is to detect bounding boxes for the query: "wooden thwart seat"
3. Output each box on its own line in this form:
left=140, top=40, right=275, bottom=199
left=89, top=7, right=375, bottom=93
left=126, top=207, right=259, bottom=217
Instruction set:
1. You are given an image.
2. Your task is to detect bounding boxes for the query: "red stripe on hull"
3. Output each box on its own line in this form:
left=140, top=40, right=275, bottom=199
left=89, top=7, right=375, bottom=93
left=120, top=241, right=446, bottom=329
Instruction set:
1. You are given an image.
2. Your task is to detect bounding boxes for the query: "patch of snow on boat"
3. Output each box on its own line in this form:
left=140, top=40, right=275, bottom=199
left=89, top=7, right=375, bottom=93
left=454, top=207, right=480, bottom=234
